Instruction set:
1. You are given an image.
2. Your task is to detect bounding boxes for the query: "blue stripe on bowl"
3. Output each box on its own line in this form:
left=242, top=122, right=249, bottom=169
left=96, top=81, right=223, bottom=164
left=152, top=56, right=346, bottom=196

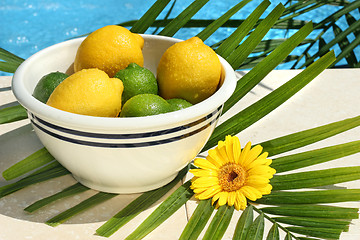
left=30, top=106, right=222, bottom=139
left=30, top=112, right=221, bottom=148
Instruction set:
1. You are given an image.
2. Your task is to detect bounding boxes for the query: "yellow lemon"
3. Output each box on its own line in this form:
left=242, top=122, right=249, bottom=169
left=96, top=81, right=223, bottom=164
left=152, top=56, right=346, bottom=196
left=74, top=25, right=144, bottom=77
left=157, top=37, right=222, bottom=104
left=47, top=68, right=123, bottom=117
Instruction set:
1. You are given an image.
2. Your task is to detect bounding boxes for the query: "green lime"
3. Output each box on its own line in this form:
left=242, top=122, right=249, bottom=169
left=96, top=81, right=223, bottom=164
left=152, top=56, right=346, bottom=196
left=120, top=94, right=170, bottom=117
left=114, top=63, right=158, bottom=105
left=167, top=98, right=193, bottom=112
left=33, top=71, right=69, bottom=103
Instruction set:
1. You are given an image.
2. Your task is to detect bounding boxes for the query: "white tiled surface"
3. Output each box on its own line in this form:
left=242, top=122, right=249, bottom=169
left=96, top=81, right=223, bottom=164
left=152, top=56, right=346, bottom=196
left=1, top=69, right=360, bottom=239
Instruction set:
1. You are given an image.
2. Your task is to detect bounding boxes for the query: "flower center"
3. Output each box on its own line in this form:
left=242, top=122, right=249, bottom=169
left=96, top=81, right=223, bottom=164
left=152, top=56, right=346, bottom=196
left=218, top=163, right=246, bottom=192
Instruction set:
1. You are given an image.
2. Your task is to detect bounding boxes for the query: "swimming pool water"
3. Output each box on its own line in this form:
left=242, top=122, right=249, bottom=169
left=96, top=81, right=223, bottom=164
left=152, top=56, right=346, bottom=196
left=1, top=0, right=359, bottom=76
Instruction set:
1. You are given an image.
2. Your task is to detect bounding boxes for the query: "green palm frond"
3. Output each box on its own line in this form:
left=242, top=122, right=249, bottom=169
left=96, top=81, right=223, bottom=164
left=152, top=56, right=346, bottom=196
left=0, top=0, right=359, bottom=240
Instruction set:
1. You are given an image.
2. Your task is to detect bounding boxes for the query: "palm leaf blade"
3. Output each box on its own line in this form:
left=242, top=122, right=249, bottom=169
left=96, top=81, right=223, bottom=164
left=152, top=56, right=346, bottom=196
left=245, top=213, right=264, bottom=240
left=273, top=216, right=350, bottom=231
left=159, top=0, right=209, bottom=37
left=130, top=0, right=171, bottom=34
left=222, top=21, right=313, bottom=115
left=24, top=183, right=89, bottom=213
left=179, top=199, right=214, bottom=240
left=227, top=3, right=285, bottom=69
left=215, top=0, right=270, bottom=58
left=124, top=181, right=193, bottom=240
left=233, top=205, right=254, bottom=240
left=0, top=166, right=69, bottom=198
left=2, top=147, right=54, bottom=180
left=96, top=167, right=188, bottom=237
left=260, top=205, right=359, bottom=219
left=204, top=49, right=334, bottom=151
left=203, top=205, right=234, bottom=240
left=0, top=105, right=28, bottom=124
left=259, top=115, right=360, bottom=157
left=271, top=166, right=360, bottom=190
left=256, top=189, right=360, bottom=205
left=197, top=0, right=254, bottom=41
left=286, top=226, right=342, bottom=239
left=266, top=223, right=280, bottom=240
left=46, top=192, right=117, bottom=227
left=271, top=140, right=360, bottom=173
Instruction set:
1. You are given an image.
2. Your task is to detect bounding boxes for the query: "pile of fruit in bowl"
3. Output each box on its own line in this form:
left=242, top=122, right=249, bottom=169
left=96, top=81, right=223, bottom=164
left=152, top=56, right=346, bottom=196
left=12, top=25, right=236, bottom=194
left=33, top=25, right=223, bottom=119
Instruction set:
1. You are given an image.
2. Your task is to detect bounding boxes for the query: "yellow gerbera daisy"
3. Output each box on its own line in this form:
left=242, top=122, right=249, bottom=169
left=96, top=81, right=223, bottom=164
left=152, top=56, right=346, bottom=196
left=190, top=135, right=276, bottom=210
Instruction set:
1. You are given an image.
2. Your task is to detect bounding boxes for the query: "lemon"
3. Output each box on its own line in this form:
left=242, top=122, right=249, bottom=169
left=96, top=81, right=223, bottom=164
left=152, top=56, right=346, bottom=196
left=120, top=94, right=170, bottom=117
left=114, top=63, right=158, bottom=105
left=167, top=98, right=192, bottom=112
left=47, top=68, right=123, bottom=117
left=74, top=25, right=144, bottom=77
left=157, top=37, right=222, bottom=104
left=33, top=71, right=69, bottom=103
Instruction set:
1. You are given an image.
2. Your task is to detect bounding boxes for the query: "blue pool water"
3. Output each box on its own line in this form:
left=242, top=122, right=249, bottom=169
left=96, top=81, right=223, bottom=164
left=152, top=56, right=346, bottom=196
left=1, top=0, right=359, bottom=76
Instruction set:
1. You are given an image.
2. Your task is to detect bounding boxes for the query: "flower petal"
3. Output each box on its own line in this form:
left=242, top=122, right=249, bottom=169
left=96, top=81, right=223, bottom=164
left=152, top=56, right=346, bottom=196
left=196, top=185, right=222, bottom=200
left=190, top=169, right=218, bottom=177
left=227, top=191, right=236, bottom=206
left=245, top=175, right=270, bottom=186
left=238, top=142, right=252, bottom=165
left=257, top=184, right=273, bottom=195
left=193, top=158, right=218, bottom=171
left=192, top=176, right=218, bottom=188
left=208, top=148, right=227, bottom=166
left=217, top=191, right=229, bottom=206
left=243, top=145, right=263, bottom=166
left=234, top=191, right=247, bottom=210
left=240, top=185, right=262, bottom=201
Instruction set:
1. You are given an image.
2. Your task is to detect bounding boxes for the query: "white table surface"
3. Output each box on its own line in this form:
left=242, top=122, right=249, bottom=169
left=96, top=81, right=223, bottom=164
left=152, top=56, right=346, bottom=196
left=1, top=69, right=359, bottom=239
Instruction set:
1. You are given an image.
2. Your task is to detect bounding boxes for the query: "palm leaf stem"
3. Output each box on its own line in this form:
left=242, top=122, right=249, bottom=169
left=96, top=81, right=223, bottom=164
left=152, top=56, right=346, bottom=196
left=120, top=19, right=311, bottom=30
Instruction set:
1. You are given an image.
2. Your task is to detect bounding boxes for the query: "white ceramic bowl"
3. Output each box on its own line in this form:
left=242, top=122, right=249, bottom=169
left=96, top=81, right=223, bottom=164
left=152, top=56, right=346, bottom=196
left=12, top=34, right=236, bottom=194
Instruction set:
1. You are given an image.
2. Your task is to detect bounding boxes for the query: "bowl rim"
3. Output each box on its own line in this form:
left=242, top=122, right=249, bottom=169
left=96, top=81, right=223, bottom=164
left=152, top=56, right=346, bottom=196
left=12, top=34, right=236, bottom=131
